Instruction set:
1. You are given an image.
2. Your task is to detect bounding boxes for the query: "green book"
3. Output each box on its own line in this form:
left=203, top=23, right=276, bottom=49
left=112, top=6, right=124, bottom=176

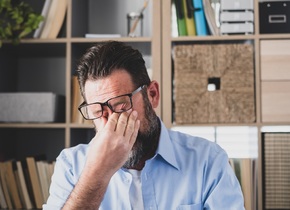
left=174, top=0, right=187, bottom=36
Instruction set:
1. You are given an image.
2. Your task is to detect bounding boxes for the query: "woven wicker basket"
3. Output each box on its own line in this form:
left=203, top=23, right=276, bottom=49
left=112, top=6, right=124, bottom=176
left=173, top=43, right=256, bottom=124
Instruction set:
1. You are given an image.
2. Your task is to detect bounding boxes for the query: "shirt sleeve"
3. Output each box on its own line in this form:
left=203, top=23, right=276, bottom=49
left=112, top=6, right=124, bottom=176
left=42, top=149, right=77, bottom=210
left=202, top=146, right=245, bottom=210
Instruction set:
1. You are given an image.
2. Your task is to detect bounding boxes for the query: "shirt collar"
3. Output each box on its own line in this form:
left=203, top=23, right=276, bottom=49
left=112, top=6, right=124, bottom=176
left=155, top=119, right=180, bottom=170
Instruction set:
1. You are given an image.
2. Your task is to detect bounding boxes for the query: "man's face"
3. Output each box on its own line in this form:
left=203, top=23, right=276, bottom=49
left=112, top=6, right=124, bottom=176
left=84, top=69, right=160, bottom=168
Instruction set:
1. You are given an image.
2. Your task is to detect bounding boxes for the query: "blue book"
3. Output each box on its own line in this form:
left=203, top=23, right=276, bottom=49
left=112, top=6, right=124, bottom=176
left=192, top=0, right=209, bottom=36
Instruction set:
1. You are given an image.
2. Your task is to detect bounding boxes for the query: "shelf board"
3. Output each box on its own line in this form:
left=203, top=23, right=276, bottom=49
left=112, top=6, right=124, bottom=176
left=2, top=37, right=153, bottom=45
left=69, top=123, right=94, bottom=128
left=0, top=123, right=67, bottom=128
left=171, top=35, right=256, bottom=42
left=171, top=33, right=290, bottom=42
left=70, top=36, right=152, bottom=43
left=19, top=38, right=68, bottom=44
left=171, top=122, right=259, bottom=127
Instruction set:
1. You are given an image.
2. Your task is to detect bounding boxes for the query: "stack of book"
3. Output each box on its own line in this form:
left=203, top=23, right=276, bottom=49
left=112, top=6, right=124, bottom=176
left=0, top=157, right=55, bottom=209
left=220, top=0, right=254, bottom=35
left=173, top=0, right=209, bottom=36
left=33, top=0, right=68, bottom=39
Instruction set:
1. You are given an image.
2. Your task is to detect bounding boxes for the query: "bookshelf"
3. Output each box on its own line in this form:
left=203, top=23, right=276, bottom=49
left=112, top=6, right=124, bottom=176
left=162, top=0, right=290, bottom=210
left=0, top=0, right=290, bottom=209
left=0, top=0, right=161, bottom=208
left=0, top=0, right=161, bottom=152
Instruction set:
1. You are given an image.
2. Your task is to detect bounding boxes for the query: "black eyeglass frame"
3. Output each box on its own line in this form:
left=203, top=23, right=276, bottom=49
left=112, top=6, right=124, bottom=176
left=78, top=85, right=145, bottom=120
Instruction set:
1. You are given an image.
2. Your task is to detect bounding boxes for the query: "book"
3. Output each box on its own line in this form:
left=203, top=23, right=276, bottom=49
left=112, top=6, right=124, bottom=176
left=3, top=160, right=22, bottom=209
left=0, top=162, right=12, bottom=209
left=229, top=158, right=256, bottom=210
left=0, top=171, right=8, bottom=209
left=13, top=168, right=25, bottom=208
left=45, top=161, right=55, bottom=189
left=202, top=0, right=219, bottom=35
left=33, top=0, right=52, bottom=38
left=174, top=0, right=187, bottom=36
left=40, top=0, right=68, bottom=39
left=171, top=1, right=179, bottom=37
left=240, top=158, right=255, bottom=210
left=16, top=161, right=34, bottom=209
left=36, top=161, right=50, bottom=202
left=26, top=156, right=44, bottom=209
left=71, top=76, right=84, bottom=124
left=21, top=159, right=36, bottom=208
left=182, top=0, right=196, bottom=36
left=192, top=0, right=209, bottom=36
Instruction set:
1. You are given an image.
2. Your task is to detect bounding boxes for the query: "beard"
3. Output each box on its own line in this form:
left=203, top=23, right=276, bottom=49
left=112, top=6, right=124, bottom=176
left=123, top=93, right=160, bottom=169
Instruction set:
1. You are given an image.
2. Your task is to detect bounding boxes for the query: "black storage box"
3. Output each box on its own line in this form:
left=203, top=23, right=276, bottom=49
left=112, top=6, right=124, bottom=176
left=259, top=0, right=290, bottom=34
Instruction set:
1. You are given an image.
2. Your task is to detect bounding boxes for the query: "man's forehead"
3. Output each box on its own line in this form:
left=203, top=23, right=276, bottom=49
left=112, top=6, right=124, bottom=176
left=84, top=71, right=134, bottom=102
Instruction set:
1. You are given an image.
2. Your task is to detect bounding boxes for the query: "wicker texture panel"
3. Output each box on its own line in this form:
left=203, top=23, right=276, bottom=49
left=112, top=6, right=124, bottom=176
left=173, top=43, right=255, bottom=124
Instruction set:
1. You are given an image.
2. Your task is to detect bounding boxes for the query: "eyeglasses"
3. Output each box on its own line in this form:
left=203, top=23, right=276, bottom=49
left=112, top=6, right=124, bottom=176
left=78, top=85, right=145, bottom=120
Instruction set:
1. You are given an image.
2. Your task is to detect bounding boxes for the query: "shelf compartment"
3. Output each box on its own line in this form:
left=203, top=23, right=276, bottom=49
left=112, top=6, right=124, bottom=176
left=70, top=128, right=95, bottom=147
left=71, top=0, right=153, bottom=38
left=0, top=128, right=65, bottom=161
left=0, top=43, right=66, bottom=95
left=172, top=42, right=256, bottom=124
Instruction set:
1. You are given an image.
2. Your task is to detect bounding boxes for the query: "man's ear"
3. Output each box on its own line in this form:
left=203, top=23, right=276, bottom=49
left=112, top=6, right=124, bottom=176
left=147, top=81, right=160, bottom=108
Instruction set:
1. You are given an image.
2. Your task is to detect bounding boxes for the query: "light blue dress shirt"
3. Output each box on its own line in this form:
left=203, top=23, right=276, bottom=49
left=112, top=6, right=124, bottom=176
left=43, top=120, right=245, bottom=210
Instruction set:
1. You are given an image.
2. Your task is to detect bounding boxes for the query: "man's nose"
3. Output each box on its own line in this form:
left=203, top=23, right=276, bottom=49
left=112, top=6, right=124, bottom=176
left=101, top=105, right=114, bottom=118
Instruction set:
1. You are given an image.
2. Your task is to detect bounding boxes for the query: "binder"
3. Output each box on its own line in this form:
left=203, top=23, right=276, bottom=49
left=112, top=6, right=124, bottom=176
left=183, top=0, right=196, bottom=36
left=192, top=0, right=209, bottom=36
left=174, top=0, right=187, bottom=36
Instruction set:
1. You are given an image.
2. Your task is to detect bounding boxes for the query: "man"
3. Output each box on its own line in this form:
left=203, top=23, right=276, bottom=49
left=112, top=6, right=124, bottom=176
left=43, top=41, right=245, bottom=209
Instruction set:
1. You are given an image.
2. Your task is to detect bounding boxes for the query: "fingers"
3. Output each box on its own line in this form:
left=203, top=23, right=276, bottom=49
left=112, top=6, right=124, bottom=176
left=123, top=110, right=138, bottom=137
left=105, top=110, right=139, bottom=137
left=129, top=119, right=140, bottom=146
left=105, top=112, right=120, bottom=131
left=113, top=110, right=137, bottom=136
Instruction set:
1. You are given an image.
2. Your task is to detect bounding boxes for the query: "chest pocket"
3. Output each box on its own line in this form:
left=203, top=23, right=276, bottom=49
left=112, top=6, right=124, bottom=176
left=176, top=203, right=202, bottom=210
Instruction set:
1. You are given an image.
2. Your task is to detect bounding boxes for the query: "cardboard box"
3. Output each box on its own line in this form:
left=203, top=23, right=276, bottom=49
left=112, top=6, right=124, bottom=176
left=259, top=0, right=290, bottom=34
left=0, top=93, right=65, bottom=123
left=262, top=81, right=290, bottom=122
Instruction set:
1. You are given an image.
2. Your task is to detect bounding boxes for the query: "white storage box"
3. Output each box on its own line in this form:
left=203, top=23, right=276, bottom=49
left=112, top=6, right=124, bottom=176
left=220, top=11, right=254, bottom=22
left=220, top=22, right=254, bottom=34
left=0, top=93, right=65, bottom=123
left=221, top=0, right=254, bottom=10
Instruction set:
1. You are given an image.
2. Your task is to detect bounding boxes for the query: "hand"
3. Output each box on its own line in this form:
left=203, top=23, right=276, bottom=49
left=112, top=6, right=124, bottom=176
left=85, top=110, right=140, bottom=176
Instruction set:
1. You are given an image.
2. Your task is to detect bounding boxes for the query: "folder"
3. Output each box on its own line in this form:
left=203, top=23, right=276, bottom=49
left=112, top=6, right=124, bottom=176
left=183, top=0, right=196, bottom=36
left=174, top=0, right=187, bottom=36
left=192, top=0, right=209, bottom=36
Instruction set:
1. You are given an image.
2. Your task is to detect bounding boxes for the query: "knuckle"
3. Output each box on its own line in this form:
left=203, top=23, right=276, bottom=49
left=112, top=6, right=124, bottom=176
left=118, top=117, right=127, bottom=126
left=126, top=124, right=134, bottom=132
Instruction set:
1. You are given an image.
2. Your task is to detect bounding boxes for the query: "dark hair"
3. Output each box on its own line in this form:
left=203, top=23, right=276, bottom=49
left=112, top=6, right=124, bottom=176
left=76, top=41, right=151, bottom=99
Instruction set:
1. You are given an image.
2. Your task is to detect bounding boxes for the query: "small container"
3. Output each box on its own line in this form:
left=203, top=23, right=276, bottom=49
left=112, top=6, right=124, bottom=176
left=127, top=12, right=143, bottom=37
